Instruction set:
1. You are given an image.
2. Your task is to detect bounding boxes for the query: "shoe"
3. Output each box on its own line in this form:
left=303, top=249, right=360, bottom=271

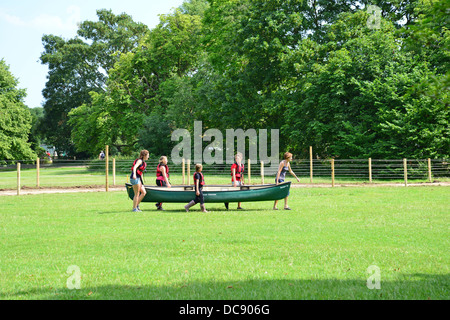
left=185, top=200, right=196, bottom=212
left=132, top=208, right=139, bottom=212
left=237, top=207, right=243, bottom=210
left=273, top=207, right=278, bottom=210
left=284, top=207, right=292, bottom=210
left=137, top=206, right=142, bottom=212
left=157, top=206, right=164, bottom=211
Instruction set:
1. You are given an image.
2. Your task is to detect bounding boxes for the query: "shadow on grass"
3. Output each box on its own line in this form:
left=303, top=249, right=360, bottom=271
left=2, top=274, right=448, bottom=300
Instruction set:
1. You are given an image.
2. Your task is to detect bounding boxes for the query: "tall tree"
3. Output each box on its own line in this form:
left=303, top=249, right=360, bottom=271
left=282, top=10, right=448, bottom=159
left=40, top=10, right=148, bottom=156
left=68, top=8, right=204, bottom=155
left=0, top=59, right=36, bottom=160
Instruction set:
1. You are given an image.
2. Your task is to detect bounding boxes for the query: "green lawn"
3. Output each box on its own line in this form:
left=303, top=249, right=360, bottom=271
left=0, top=186, right=448, bottom=300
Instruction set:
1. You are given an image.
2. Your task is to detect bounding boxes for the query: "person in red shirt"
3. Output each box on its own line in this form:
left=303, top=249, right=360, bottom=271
left=130, top=150, right=149, bottom=212
left=231, top=152, right=245, bottom=210
left=155, top=155, right=171, bottom=210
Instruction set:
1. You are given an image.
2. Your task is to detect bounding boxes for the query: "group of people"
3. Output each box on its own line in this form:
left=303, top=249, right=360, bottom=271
left=129, top=151, right=299, bottom=212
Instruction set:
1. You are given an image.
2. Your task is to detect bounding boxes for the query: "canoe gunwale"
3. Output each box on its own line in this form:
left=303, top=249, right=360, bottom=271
left=125, top=182, right=290, bottom=191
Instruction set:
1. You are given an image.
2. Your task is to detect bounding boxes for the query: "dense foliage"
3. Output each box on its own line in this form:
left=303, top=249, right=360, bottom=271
left=0, top=60, right=36, bottom=160
left=35, top=0, right=448, bottom=159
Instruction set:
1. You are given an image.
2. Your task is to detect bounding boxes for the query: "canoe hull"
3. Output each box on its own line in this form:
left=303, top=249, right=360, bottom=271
left=125, top=182, right=291, bottom=203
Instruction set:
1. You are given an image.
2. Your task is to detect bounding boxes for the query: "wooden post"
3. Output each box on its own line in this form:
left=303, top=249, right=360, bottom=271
left=427, top=158, right=432, bottom=182
left=187, top=159, right=191, bottom=185
left=310, top=146, right=313, bottom=183
left=112, top=158, right=116, bottom=186
left=17, top=162, right=21, bottom=196
left=105, top=145, right=109, bottom=192
left=248, top=158, right=251, bottom=185
left=261, top=161, right=264, bottom=185
left=368, top=158, right=372, bottom=183
left=331, top=159, right=335, bottom=187
left=403, top=158, right=407, bottom=187
left=36, top=157, right=40, bottom=187
left=182, top=158, right=185, bottom=185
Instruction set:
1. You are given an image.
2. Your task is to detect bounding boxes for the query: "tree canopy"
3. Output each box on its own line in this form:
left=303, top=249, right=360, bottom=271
left=40, top=9, right=149, bottom=156
left=0, top=59, right=36, bottom=160
left=38, top=0, right=448, bottom=160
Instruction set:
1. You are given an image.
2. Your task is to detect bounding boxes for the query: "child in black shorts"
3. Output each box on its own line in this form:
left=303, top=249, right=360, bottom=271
left=184, top=164, right=208, bottom=213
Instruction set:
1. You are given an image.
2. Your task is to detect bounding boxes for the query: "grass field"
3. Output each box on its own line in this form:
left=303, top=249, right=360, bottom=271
left=0, top=186, right=448, bottom=300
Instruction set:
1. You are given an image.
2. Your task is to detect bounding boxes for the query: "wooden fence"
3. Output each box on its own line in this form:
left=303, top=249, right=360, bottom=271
left=1, top=147, right=448, bottom=195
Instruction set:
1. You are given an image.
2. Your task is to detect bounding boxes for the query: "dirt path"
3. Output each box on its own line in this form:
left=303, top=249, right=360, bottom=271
left=0, top=182, right=448, bottom=196
left=0, top=185, right=124, bottom=196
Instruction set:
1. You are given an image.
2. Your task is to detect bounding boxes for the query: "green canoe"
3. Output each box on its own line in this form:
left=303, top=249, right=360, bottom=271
left=125, top=181, right=291, bottom=204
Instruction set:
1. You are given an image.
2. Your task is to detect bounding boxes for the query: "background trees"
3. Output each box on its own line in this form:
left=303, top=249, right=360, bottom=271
left=40, top=9, right=149, bottom=157
left=68, top=7, right=205, bottom=156
left=281, top=10, right=448, bottom=159
left=18, top=0, right=447, bottom=160
left=0, top=59, right=36, bottom=160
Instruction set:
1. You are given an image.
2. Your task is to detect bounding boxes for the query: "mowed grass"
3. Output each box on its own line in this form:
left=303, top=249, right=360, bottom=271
left=0, top=186, right=448, bottom=300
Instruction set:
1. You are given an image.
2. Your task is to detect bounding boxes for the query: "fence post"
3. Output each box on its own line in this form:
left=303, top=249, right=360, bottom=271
left=368, top=158, right=372, bottom=183
left=36, top=157, right=40, bottom=187
left=331, top=159, right=335, bottom=187
left=105, top=145, right=109, bottom=192
left=427, top=158, right=432, bottom=182
left=187, top=159, right=191, bottom=185
left=113, top=158, right=116, bottom=186
left=17, top=162, right=21, bottom=195
left=248, top=158, right=251, bottom=185
left=261, top=161, right=264, bottom=185
left=403, top=158, right=408, bottom=187
left=182, top=158, right=185, bottom=185
left=310, top=146, right=313, bottom=183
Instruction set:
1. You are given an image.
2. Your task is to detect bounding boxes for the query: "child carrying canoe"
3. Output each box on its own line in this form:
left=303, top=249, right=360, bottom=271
left=231, top=152, right=245, bottom=210
left=184, top=164, right=208, bottom=213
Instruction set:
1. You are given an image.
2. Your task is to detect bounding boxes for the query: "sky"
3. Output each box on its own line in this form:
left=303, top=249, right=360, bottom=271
left=0, top=0, right=186, bottom=108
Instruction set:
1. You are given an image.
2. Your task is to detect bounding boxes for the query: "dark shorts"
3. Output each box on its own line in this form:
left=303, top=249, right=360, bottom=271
left=156, top=179, right=167, bottom=187
left=156, top=180, right=167, bottom=206
left=194, top=188, right=204, bottom=204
